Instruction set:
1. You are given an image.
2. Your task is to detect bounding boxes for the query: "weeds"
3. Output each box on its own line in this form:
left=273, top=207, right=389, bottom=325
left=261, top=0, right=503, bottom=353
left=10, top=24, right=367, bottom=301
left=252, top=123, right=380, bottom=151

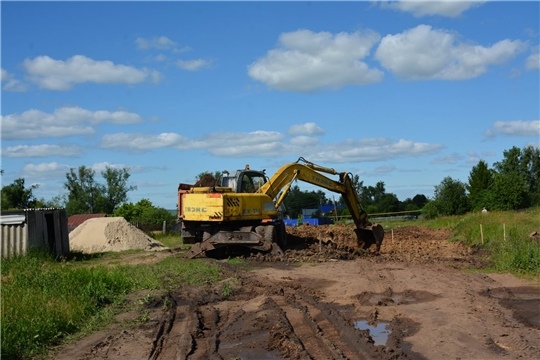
left=379, top=207, right=540, bottom=277
left=1, top=251, right=221, bottom=359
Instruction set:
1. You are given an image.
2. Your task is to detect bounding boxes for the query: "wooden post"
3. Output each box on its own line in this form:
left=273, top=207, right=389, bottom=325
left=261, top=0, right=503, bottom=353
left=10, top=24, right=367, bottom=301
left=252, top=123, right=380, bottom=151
left=162, top=221, right=166, bottom=234
left=503, top=223, right=506, bottom=241
left=480, top=224, right=484, bottom=245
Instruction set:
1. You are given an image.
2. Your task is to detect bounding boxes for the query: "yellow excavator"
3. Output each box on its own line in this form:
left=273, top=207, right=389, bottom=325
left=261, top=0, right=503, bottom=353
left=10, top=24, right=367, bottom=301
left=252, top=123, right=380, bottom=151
left=178, top=157, right=384, bottom=258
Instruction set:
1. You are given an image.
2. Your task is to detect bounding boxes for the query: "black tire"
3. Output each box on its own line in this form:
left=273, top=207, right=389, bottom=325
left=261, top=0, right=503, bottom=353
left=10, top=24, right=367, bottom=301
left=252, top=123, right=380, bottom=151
left=264, top=225, right=276, bottom=244
left=275, top=220, right=288, bottom=248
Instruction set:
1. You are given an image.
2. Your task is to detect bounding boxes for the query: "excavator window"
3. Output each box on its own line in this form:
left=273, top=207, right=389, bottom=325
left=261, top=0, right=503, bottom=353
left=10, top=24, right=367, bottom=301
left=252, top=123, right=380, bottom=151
left=241, top=172, right=266, bottom=193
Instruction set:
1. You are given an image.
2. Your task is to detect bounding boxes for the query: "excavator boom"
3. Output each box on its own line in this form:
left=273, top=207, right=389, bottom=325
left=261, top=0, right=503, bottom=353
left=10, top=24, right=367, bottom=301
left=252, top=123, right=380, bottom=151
left=259, top=157, right=384, bottom=250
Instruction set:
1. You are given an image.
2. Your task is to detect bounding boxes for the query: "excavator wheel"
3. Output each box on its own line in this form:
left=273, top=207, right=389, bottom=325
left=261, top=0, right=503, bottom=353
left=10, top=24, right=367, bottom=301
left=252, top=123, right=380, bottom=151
left=264, top=225, right=284, bottom=257
left=275, top=220, right=288, bottom=248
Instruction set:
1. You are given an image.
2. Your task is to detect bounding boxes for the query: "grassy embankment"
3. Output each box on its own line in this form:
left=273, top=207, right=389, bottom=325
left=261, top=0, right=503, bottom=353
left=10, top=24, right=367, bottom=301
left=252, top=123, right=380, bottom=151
left=1, top=250, right=221, bottom=359
left=378, top=207, right=540, bottom=277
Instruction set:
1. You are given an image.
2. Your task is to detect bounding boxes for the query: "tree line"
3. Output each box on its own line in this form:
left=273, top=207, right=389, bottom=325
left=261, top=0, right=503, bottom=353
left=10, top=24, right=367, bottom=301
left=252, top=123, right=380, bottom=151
left=0, top=166, right=174, bottom=228
left=2, top=145, right=538, bottom=221
left=423, top=145, right=540, bottom=219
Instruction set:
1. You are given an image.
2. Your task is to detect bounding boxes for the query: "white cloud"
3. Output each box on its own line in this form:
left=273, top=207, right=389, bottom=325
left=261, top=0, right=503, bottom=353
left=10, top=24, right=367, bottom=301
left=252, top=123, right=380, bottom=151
left=1, top=144, right=82, bottom=158
left=248, top=29, right=384, bottom=92
left=1, top=68, right=28, bottom=92
left=22, top=55, right=161, bottom=90
left=375, top=25, right=527, bottom=80
left=481, top=151, right=496, bottom=157
left=429, top=152, right=465, bottom=164
left=310, top=138, right=444, bottom=163
left=99, top=130, right=443, bottom=163
left=136, top=36, right=177, bottom=50
left=22, top=162, right=71, bottom=180
left=489, top=120, right=540, bottom=137
left=90, top=162, right=144, bottom=174
left=525, top=46, right=540, bottom=70
left=380, top=0, right=485, bottom=18
left=199, top=131, right=286, bottom=157
left=287, top=122, right=325, bottom=136
left=177, top=59, right=213, bottom=71
left=289, top=136, right=320, bottom=146
left=100, top=132, right=188, bottom=150
left=1, top=106, right=144, bottom=140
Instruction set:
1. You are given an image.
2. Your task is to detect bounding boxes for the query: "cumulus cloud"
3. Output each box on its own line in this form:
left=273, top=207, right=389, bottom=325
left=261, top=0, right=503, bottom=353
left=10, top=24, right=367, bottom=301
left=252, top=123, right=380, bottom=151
left=375, top=25, right=527, bottom=80
left=22, top=162, right=71, bottom=180
left=100, top=132, right=188, bottom=151
left=287, top=122, right=325, bottom=136
left=136, top=36, right=177, bottom=50
left=379, top=0, right=485, bottom=18
left=22, top=55, right=161, bottom=90
left=525, top=46, right=540, bottom=70
left=1, top=68, right=28, bottom=92
left=289, top=136, right=320, bottom=146
left=486, top=120, right=540, bottom=137
left=99, top=129, right=443, bottom=163
left=1, top=144, right=82, bottom=158
left=310, top=138, right=444, bottom=163
left=429, top=152, right=465, bottom=164
left=357, top=165, right=397, bottom=177
left=177, top=59, right=213, bottom=71
left=248, top=29, right=384, bottom=92
left=1, top=106, right=144, bottom=140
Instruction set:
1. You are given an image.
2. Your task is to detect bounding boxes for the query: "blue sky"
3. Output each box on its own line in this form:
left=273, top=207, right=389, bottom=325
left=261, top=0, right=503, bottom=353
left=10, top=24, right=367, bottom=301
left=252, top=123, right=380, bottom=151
left=1, top=0, right=539, bottom=210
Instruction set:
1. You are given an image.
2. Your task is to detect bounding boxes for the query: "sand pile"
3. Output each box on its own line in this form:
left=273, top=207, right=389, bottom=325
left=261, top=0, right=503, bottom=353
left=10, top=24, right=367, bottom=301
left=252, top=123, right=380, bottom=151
left=69, top=217, right=168, bottom=254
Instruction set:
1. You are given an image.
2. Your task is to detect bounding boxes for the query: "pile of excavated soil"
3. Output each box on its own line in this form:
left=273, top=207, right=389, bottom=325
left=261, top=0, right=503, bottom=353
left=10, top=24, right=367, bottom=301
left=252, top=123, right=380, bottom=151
left=69, top=217, right=168, bottom=254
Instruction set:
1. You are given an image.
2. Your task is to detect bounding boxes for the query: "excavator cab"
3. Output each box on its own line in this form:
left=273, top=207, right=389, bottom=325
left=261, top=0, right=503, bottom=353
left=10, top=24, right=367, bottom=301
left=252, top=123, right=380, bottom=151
left=216, top=166, right=267, bottom=194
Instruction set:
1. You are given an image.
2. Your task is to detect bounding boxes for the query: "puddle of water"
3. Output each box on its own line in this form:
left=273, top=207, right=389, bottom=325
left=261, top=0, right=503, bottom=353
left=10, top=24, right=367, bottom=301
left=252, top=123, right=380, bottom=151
left=354, top=320, right=391, bottom=346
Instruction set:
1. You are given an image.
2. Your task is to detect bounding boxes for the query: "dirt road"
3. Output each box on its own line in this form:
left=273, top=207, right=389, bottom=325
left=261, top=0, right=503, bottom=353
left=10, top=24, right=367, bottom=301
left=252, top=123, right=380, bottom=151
left=54, top=226, right=540, bottom=360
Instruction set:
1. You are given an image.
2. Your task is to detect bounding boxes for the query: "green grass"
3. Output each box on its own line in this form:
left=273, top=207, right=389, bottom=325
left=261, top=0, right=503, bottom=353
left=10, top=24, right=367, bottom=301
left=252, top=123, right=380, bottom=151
left=148, top=231, right=185, bottom=249
left=378, top=207, right=540, bottom=277
left=1, top=250, right=221, bottom=359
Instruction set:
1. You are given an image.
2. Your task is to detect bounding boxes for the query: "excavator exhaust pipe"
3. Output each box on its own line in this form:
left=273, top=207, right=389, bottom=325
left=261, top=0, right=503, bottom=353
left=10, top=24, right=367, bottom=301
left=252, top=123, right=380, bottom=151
left=354, top=224, right=384, bottom=252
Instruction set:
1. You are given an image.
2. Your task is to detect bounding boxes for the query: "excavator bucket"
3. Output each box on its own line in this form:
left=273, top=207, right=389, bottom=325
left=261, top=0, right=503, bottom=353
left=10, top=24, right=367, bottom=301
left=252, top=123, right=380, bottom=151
left=354, top=224, right=384, bottom=252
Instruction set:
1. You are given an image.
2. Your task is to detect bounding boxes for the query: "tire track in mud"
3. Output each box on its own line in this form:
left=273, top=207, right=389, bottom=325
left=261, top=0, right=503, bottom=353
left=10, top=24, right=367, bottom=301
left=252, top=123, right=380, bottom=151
left=147, top=269, right=413, bottom=360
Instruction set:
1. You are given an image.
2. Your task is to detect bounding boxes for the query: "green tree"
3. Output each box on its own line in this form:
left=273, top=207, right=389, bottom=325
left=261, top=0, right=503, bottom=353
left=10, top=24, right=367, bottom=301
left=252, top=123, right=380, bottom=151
left=486, top=172, right=528, bottom=210
left=1, top=178, right=39, bottom=210
left=432, top=177, right=470, bottom=216
left=412, top=194, right=428, bottom=209
left=113, top=198, right=173, bottom=228
left=493, top=145, right=540, bottom=207
left=101, top=167, right=137, bottom=214
left=282, top=185, right=321, bottom=219
left=64, top=166, right=104, bottom=215
left=467, top=160, right=494, bottom=210
left=64, top=166, right=136, bottom=215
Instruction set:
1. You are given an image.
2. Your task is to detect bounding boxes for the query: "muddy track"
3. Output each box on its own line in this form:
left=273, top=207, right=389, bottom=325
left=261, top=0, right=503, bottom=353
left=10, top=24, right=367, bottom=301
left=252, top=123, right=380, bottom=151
left=53, top=224, right=540, bottom=360
left=146, top=267, right=415, bottom=360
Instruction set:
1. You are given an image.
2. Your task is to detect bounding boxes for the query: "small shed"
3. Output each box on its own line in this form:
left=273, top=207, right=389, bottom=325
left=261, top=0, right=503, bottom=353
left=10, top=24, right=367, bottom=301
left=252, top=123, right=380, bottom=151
left=1, top=208, right=70, bottom=259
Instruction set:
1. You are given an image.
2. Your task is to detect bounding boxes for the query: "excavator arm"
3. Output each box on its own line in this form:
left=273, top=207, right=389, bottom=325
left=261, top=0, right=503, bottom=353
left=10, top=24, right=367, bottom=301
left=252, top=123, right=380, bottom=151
left=258, top=157, right=384, bottom=251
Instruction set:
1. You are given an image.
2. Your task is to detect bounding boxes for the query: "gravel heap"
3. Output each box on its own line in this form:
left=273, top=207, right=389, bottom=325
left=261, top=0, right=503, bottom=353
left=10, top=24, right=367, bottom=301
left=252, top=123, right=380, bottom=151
left=69, top=217, right=168, bottom=254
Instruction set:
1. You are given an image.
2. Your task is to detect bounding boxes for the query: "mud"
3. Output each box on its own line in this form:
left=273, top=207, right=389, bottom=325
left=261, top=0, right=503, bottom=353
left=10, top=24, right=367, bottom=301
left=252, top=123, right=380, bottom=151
left=237, top=225, right=483, bottom=269
left=52, top=224, right=540, bottom=360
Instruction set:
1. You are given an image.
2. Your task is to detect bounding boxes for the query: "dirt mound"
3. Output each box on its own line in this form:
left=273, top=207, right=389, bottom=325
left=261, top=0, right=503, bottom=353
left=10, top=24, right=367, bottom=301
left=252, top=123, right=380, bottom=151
left=242, top=224, right=481, bottom=267
left=69, top=217, right=168, bottom=254
left=194, top=174, right=216, bottom=187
